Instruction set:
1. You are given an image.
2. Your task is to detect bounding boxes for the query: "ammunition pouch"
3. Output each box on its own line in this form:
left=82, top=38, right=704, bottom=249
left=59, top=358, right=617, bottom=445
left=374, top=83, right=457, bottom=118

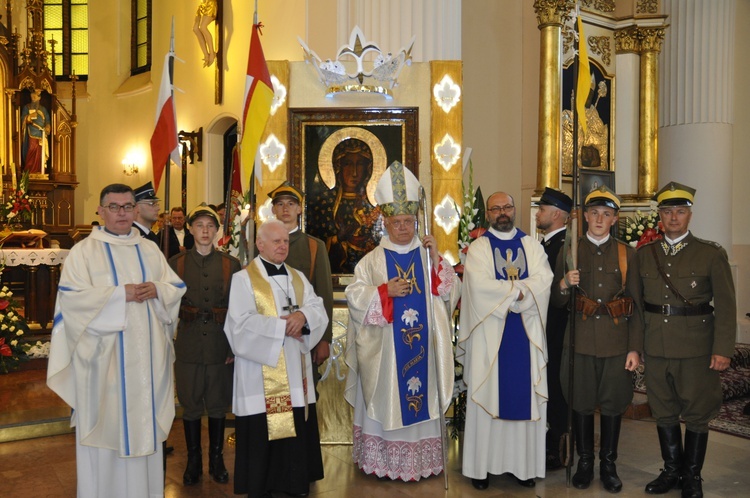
left=179, top=305, right=229, bottom=325
left=575, top=294, right=633, bottom=324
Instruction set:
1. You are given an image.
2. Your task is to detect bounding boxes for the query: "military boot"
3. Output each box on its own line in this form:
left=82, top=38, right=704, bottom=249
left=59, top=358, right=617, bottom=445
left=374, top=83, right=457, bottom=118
left=572, top=411, right=595, bottom=489
left=682, top=430, right=708, bottom=498
left=183, top=419, right=203, bottom=486
left=208, top=417, right=229, bottom=483
left=645, top=424, right=683, bottom=494
left=599, top=414, right=623, bottom=493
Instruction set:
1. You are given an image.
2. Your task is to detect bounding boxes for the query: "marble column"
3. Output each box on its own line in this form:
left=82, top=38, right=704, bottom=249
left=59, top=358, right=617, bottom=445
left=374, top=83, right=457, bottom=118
left=659, top=0, right=734, bottom=252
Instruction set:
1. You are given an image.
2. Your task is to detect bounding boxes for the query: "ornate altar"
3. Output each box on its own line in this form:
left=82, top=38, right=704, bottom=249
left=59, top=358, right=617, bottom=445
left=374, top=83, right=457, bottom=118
left=0, top=1, right=78, bottom=246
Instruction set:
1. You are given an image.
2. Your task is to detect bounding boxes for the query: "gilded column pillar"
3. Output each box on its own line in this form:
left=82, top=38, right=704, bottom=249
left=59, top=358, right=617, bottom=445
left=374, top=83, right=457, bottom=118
left=533, top=0, right=574, bottom=195
left=638, top=27, right=665, bottom=198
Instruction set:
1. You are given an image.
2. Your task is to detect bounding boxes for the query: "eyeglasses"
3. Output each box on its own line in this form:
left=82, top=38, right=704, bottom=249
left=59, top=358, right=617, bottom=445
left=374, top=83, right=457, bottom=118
left=388, top=219, right=416, bottom=229
left=102, top=203, right=136, bottom=213
left=138, top=200, right=160, bottom=207
left=487, top=204, right=515, bottom=214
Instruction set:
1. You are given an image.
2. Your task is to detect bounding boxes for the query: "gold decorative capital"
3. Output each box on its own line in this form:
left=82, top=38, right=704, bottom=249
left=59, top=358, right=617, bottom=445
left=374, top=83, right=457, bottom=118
left=639, top=27, right=666, bottom=53
left=533, top=0, right=575, bottom=29
left=636, top=0, right=659, bottom=15
left=614, top=26, right=640, bottom=54
left=582, top=0, right=616, bottom=14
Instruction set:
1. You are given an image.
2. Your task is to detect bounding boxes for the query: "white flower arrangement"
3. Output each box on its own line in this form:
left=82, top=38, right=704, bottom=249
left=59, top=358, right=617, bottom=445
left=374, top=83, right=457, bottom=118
left=621, top=209, right=660, bottom=247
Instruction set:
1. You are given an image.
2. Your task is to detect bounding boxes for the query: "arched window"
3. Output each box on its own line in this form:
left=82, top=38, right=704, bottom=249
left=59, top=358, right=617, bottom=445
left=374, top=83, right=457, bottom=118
left=131, top=0, right=152, bottom=75
left=44, top=0, right=89, bottom=80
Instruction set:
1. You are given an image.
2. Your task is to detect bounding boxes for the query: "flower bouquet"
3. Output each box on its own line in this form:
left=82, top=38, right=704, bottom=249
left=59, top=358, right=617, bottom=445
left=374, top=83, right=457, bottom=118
left=0, top=170, right=32, bottom=228
left=621, top=209, right=663, bottom=248
left=0, top=284, right=31, bottom=374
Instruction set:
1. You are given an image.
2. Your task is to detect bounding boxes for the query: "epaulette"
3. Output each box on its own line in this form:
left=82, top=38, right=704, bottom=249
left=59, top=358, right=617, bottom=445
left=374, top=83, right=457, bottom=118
left=693, top=237, right=723, bottom=250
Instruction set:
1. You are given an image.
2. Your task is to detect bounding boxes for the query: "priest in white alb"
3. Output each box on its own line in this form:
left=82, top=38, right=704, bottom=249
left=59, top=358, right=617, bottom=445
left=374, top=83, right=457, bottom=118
left=458, top=191, right=553, bottom=490
left=47, top=183, right=186, bottom=498
left=344, top=161, right=460, bottom=481
left=224, top=218, right=328, bottom=497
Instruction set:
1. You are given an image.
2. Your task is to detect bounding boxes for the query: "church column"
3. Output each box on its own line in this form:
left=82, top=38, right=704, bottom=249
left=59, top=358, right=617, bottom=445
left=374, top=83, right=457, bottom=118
left=533, top=0, right=574, bottom=194
left=637, top=26, right=665, bottom=199
left=659, top=0, right=734, bottom=251
left=613, top=26, right=642, bottom=197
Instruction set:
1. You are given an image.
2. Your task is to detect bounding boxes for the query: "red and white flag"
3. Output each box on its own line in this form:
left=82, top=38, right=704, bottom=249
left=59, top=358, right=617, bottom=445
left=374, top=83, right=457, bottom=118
left=240, top=23, right=273, bottom=193
left=150, top=19, right=180, bottom=192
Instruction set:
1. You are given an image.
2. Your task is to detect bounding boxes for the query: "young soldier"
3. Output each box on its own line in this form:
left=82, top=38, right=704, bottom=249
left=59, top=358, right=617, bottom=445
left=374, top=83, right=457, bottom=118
left=169, top=206, right=241, bottom=485
left=552, top=185, right=644, bottom=493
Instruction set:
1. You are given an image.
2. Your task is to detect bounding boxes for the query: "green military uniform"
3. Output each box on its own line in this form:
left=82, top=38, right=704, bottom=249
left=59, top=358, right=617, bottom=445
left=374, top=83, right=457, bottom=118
left=169, top=248, right=241, bottom=419
left=552, top=236, right=644, bottom=415
left=286, top=229, right=333, bottom=347
left=637, top=232, right=736, bottom=429
left=550, top=185, right=643, bottom=493
left=638, top=181, right=737, bottom=497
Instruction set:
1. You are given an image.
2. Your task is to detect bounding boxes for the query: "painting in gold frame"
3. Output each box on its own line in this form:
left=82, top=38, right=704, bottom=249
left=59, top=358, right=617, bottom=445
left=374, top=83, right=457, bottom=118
left=562, top=59, right=614, bottom=176
left=289, top=107, right=419, bottom=288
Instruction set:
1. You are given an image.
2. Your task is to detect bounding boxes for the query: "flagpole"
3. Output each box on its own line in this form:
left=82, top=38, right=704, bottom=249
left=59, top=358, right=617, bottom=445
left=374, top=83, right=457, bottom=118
left=565, top=2, right=585, bottom=487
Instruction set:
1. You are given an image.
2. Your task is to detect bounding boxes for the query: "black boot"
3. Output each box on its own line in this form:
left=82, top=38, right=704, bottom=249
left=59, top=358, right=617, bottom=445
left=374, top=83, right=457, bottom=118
left=183, top=419, right=203, bottom=486
left=572, top=411, right=595, bottom=489
left=682, top=430, right=708, bottom=498
left=599, top=415, right=623, bottom=493
left=208, top=417, right=230, bottom=484
left=645, top=424, right=683, bottom=494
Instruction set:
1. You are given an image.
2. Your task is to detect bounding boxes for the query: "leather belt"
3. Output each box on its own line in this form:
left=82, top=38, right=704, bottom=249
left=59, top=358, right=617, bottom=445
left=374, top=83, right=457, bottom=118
left=644, top=302, right=714, bottom=316
left=590, top=304, right=609, bottom=316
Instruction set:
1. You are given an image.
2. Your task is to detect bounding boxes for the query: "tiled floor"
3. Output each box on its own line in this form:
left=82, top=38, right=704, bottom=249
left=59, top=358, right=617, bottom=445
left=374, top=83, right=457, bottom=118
left=1, top=416, right=749, bottom=497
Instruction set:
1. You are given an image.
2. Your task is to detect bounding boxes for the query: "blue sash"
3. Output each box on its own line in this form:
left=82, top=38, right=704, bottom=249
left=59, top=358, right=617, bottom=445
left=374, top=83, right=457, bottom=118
left=385, top=248, right=430, bottom=426
left=482, top=230, right=532, bottom=420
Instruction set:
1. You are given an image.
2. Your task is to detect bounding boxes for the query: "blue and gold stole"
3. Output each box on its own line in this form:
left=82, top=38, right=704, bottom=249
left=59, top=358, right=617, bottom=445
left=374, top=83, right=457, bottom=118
left=482, top=229, right=532, bottom=420
left=385, top=247, right=431, bottom=426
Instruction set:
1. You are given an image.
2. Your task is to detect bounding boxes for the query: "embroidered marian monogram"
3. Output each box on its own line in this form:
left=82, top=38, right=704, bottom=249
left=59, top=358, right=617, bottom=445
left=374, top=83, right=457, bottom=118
left=661, top=240, right=688, bottom=256
left=387, top=249, right=422, bottom=294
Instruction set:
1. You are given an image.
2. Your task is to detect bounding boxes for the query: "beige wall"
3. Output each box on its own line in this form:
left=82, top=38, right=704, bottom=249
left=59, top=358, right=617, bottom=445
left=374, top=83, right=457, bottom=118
left=70, top=1, right=748, bottom=321
left=733, top=0, right=750, bottom=325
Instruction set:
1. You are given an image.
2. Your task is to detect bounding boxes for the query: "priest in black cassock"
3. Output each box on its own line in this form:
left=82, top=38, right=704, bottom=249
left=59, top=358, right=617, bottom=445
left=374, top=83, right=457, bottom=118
left=224, top=218, right=328, bottom=497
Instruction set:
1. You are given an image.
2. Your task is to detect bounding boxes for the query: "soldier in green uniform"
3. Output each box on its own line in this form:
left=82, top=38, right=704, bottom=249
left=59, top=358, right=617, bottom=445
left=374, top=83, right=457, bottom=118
left=552, top=186, right=644, bottom=493
left=168, top=206, right=241, bottom=486
left=269, top=181, right=334, bottom=384
left=638, top=182, right=736, bottom=498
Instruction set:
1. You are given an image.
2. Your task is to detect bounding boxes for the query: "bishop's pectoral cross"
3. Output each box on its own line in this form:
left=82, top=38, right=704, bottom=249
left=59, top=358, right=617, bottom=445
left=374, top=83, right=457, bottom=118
left=283, top=297, right=299, bottom=315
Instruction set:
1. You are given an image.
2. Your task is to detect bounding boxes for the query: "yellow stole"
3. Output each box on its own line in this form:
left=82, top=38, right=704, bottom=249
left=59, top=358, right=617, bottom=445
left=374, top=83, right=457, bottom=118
left=247, top=260, right=306, bottom=441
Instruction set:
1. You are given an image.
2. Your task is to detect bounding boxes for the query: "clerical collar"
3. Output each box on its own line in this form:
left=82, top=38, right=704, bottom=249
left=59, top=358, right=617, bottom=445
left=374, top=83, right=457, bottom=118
left=664, top=231, right=689, bottom=246
left=543, top=226, right=565, bottom=242
left=586, top=233, right=610, bottom=246
left=488, top=227, right=517, bottom=240
left=103, top=227, right=132, bottom=238
left=260, top=257, right=288, bottom=276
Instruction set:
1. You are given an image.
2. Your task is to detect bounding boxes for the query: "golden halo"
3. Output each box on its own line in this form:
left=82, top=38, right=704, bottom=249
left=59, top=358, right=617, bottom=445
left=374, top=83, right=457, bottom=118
left=318, top=127, right=387, bottom=206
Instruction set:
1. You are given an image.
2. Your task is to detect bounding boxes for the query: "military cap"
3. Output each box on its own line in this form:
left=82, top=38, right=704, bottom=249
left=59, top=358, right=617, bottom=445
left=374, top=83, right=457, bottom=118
left=535, top=187, right=573, bottom=213
left=584, top=185, right=621, bottom=210
left=268, top=181, right=304, bottom=204
left=653, top=181, right=695, bottom=207
left=187, top=205, right=220, bottom=227
left=134, top=181, right=160, bottom=202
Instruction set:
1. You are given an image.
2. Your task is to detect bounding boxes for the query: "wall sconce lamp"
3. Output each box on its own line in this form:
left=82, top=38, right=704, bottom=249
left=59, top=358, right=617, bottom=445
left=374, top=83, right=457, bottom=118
left=178, top=127, right=204, bottom=164
left=122, top=153, right=140, bottom=176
